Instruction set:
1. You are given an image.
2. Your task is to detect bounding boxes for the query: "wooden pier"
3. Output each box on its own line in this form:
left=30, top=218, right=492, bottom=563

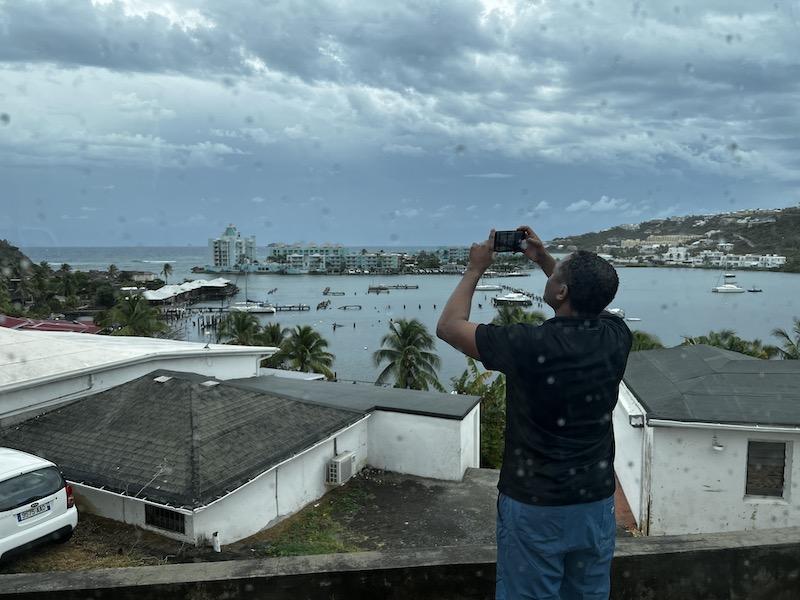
left=274, top=304, right=311, bottom=312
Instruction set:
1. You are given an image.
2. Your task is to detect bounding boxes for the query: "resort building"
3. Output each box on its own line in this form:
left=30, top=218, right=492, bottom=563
left=267, top=243, right=347, bottom=271
left=614, top=345, right=800, bottom=536
left=209, top=224, right=257, bottom=269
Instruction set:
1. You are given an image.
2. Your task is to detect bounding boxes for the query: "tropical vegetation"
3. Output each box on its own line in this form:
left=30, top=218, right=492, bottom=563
left=217, top=311, right=262, bottom=345
left=682, top=329, right=779, bottom=359
left=373, top=318, right=444, bottom=391
left=452, top=358, right=506, bottom=468
left=772, top=318, right=800, bottom=359
left=98, top=295, right=167, bottom=337
left=492, top=305, right=546, bottom=326
left=280, top=325, right=336, bottom=380
left=631, top=330, right=665, bottom=351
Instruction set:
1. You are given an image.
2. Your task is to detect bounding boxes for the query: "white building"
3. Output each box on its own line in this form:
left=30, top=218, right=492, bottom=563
left=614, top=345, right=800, bottom=536
left=267, top=243, right=347, bottom=271
left=0, top=329, right=480, bottom=547
left=0, top=327, right=276, bottom=426
left=209, top=224, right=257, bottom=269
left=661, top=246, right=690, bottom=264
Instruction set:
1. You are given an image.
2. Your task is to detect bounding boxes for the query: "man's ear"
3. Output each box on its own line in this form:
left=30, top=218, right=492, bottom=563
left=556, top=283, right=568, bottom=302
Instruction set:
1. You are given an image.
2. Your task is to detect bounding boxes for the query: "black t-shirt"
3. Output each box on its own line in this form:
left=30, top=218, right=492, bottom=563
left=475, top=312, right=632, bottom=506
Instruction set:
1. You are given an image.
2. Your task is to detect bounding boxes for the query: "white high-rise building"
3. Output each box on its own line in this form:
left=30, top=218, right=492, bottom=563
left=209, top=224, right=256, bottom=268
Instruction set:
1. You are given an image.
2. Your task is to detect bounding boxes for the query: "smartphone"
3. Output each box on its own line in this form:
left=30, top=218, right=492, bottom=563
left=493, top=230, right=526, bottom=252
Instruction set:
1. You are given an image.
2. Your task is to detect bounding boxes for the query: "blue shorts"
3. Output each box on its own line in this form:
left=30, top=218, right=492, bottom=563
left=496, top=492, right=616, bottom=600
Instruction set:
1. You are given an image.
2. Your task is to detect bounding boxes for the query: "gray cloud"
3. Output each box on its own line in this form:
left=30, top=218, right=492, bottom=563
left=1, top=0, right=798, bottom=244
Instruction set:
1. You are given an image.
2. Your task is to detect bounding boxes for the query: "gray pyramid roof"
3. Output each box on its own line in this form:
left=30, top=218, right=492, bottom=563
left=0, top=371, right=365, bottom=508
left=623, top=345, right=800, bottom=427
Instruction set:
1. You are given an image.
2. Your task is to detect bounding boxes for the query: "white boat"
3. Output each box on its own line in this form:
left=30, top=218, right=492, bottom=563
left=608, top=308, right=626, bottom=319
left=229, top=301, right=277, bottom=314
left=712, top=272, right=746, bottom=293
left=492, top=292, right=533, bottom=307
left=476, top=284, right=503, bottom=291
left=712, top=283, right=745, bottom=293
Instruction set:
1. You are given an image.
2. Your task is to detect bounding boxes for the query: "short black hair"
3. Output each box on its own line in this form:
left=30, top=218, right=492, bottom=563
left=559, top=251, right=619, bottom=316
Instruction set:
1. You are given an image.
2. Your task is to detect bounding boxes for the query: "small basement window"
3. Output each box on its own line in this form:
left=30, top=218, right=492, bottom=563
left=745, top=441, right=787, bottom=498
left=145, top=504, right=185, bottom=534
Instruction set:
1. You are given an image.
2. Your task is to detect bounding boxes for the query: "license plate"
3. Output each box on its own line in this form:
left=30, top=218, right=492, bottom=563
left=17, top=503, right=50, bottom=522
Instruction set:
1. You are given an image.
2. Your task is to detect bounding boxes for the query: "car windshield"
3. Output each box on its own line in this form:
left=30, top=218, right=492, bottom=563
left=0, top=467, right=64, bottom=512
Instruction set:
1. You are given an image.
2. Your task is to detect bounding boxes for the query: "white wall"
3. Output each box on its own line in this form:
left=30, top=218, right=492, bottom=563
left=613, top=384, right=646, bottom=525
left=367, top=411, right=468, bottom=480
left=71, top=483, right=194, bottom=542
left=648, top=426, right=800, bottom=535
left=192, top=417, right=368, bottom=545
left=459, top=405, right=481, bottom=477
left=0, top=354, right=262, bottom=425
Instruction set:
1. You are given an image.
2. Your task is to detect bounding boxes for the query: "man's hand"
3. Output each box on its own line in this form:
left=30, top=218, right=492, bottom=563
left=517, top=225, right=556, bottom=277
left=467, top=229, right=495, bottom=273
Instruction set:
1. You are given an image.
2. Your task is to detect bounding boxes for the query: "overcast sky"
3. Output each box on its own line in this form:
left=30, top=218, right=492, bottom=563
left=1, top=0, right=798, bottom=247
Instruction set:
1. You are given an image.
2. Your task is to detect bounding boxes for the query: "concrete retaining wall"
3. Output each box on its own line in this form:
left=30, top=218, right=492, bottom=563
left=1, top=528, right=799, bottom=599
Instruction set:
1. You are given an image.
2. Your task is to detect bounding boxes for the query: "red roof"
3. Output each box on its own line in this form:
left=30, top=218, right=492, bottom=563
left=0, top=315, right=101, bottom=334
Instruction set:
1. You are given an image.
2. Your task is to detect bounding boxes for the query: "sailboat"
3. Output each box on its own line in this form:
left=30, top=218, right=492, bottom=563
left=712, top=272, right=745, bottom=293
left=229, top=265, right=276, bottom=313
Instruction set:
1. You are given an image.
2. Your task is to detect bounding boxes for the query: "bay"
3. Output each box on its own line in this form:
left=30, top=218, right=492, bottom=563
left=23, top=247, right=800, bottom=385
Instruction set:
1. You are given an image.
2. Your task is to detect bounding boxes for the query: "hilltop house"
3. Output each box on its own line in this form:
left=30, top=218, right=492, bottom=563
left=614, top=345, right=800, bottom=536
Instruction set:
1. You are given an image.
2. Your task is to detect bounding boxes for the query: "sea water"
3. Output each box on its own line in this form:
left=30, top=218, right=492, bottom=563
left=23, top=246, right=800, bottom=385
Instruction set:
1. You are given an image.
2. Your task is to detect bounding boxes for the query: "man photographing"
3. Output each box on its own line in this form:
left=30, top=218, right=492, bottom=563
left=436, top=226, right=632, bottom=600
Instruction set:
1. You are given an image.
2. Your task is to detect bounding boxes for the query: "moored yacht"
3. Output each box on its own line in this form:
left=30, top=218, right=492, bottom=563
left=229, top=301, right=277, bottom=314
left=712, top=272, right=745, bottom=293
left=492, top=292, right=533, bottom=307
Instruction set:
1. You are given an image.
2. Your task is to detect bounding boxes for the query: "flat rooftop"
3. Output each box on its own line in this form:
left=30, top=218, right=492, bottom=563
left=226, top=375, right=481, bottom=420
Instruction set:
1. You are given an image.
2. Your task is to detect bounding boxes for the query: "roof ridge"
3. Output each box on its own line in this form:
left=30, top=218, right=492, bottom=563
left=189, top=386, right=202, bottom=505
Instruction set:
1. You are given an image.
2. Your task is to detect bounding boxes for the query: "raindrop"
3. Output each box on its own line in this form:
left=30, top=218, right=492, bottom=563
left=546, top=375, right=555, bottom=385
left=537, top=355, right=546, bottom=364
left=557, top=418, right=566, bottom=427
left=0, top=113, right=9, bottom=125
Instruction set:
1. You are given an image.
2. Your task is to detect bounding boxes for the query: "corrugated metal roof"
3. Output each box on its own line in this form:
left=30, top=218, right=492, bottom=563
left=0, top=370, right=366, bottom=508
left=624, top=345, right=800, bottom=427
left=0, top=315, right=101, bottom=334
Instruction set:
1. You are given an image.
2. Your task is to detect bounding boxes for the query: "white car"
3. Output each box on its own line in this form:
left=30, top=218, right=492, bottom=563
left=0, top=448, right=78, bottom=561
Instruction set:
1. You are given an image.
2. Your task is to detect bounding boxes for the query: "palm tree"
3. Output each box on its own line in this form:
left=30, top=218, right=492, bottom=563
left=492, top=305, right=546, bottom=326
left=772, top=318, right=800, bottom=360
left=256, top=322, right=289, bottom=368
left=161, top=263, right=173, bottom=284
left=108, top=264, right=119, bottom=280
left=280, top=325, right=335, bottom=379
left=683, top=329, right=779, bottom=359
left=217, top=311, right=261, bottom=345
left=631, top=330, right=664, bottom=351
left=103, top=295, right=167, bottom=337
left=258, top=322, right=288, bottom=346
left=373, top=318, right=444, bottom=391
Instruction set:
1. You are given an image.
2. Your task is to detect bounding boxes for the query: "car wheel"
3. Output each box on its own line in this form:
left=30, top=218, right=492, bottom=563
left=54, top=528, right=74, bottom=544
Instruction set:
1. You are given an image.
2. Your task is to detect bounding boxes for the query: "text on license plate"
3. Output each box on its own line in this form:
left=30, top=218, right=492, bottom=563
left=17, top=503, right=51, bottom=522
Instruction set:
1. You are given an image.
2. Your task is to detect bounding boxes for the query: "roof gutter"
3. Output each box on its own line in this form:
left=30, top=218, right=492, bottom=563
left=68, top=482, right=194, bottom=515
left=647, top=418, right=800, bottom=434
left=0, top=345, right=278, bottom=395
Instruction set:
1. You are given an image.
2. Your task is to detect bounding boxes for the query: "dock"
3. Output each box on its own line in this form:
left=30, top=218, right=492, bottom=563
left=274, top=304, right=311, bottom=312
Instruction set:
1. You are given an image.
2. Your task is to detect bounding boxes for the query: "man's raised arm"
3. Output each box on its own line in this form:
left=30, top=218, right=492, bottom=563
left=436, top=230, right=496, bottom=360
left=517, top=225, right=556, bottom=277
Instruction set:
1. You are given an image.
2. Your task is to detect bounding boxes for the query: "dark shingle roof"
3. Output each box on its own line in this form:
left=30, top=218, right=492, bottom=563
left=623, top=345, right=800, bottom=427
left=225, top=375, right=481, bottom=420
left=0, top=370, right=366, bottom=508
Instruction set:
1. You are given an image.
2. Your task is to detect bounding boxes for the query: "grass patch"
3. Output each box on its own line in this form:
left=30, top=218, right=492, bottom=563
left=252, top=482, right=369, bottom=558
